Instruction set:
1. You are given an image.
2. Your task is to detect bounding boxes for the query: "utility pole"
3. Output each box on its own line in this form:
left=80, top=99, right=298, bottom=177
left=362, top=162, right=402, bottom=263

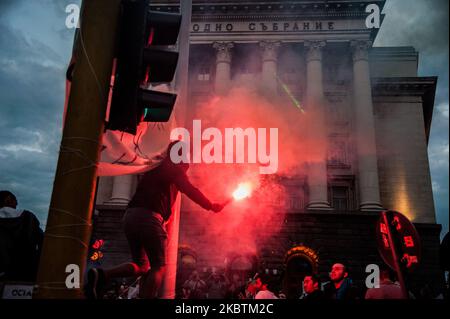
left=35, top=0, right=121, bottom=298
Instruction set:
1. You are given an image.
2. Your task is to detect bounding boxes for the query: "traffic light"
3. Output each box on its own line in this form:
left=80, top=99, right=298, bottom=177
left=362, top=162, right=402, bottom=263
left=107, top=0, right=182, bottom=135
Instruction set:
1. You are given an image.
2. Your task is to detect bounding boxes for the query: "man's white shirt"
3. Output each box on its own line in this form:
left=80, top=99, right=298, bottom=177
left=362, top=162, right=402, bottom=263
left=0, top=207, right=24, bottom=218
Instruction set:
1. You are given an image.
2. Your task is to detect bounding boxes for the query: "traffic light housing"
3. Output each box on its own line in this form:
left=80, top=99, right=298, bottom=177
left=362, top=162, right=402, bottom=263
left=108, top=0, right=182, bottom=135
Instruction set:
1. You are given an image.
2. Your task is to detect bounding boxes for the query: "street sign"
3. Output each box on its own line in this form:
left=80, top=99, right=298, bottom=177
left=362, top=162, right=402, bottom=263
left=2, top=284, right=34, bottom=299
left=376, top=210, right=422, bottom=273
left=375, top=210, right=422, bottom=299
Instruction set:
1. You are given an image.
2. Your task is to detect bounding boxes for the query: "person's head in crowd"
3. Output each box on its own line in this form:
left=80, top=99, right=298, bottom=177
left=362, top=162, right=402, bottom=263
left=303, top=274, right=321, bottom=295
left=0, top=190, right=17, bottom=209
left=190, top=270, right=200, bottom=281
left=254, top=273, right=270, bottom=291
left=329, top=263, right=348, bottom=284
left=252, top=273, right=279, bottom=299
left=246, top=280, right=258, bottom=296
left=419, top=284, right=433, bottom=299
left=245, top=274, right=262, bottom=297
left=211, top=271, right=221, bottom=282
left=379, top=264, right=396, bottom=283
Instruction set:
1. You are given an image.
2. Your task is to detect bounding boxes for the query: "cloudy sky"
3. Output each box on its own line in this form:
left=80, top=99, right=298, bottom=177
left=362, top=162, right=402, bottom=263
left=0, top=0, right=448, bottom=237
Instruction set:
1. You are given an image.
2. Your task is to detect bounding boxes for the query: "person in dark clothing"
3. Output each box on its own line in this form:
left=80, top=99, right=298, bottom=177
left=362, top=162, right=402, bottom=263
left=302, top=274, right=324, bottom=301
left=182, top=270, right=207, bottom=299
left=226, top=273, right=246, bottom=299
left=365, top=265, right=406, bottom=299
left=0, top=191, right=44, bottom=282
left=440, top=232, right=449, bottom=299
left=323, top=263, right=355, bottom=300
left=85, top=141, right=225, bottom=299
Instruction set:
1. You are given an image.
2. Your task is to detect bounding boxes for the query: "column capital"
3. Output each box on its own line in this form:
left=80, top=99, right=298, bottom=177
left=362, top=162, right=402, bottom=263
left=259, top=41, right=281, bottom=62
left=304, top=40, right=326, bottom=62
left=213, top=41, right=234, bottom=64
left=351, top=40, right=373, bottom=62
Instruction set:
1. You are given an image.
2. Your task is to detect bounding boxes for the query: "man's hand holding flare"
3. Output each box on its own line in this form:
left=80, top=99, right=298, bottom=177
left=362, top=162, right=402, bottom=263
left=211, top=182, right=253, bottom=212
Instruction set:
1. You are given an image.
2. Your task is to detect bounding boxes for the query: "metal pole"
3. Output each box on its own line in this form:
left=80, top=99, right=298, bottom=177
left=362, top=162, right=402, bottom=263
left=382, top=211, right=409, bottom=299
left=174, top=0, right=192, bottom=128
left=35, top=0, right=121, bottom=298
left=160, top=0, right=192, bottom=299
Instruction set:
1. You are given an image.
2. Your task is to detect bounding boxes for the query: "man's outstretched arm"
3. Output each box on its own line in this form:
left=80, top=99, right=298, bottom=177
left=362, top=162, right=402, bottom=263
left=173, top=172, right=224, bottom=212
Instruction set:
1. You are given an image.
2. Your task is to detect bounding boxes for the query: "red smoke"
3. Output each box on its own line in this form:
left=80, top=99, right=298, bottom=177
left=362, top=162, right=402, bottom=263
left=178, top=83, right=330, bottom=269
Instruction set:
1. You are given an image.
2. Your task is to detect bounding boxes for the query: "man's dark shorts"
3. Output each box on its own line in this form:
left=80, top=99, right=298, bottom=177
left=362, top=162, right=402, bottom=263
left=123, top=207, right=168, bottom=271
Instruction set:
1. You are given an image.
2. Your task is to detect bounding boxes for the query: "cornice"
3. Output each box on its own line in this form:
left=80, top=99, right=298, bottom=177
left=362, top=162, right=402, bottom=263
left=372, top=77, right=437, bottom=144
left=151, top=1, right=386, bottom=18
left=371, top=77, right=437, bottom=96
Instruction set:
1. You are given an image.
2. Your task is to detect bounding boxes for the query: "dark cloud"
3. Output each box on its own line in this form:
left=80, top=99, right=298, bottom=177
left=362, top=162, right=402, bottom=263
left=376, top=0, right=449, bottom=56
left=0, top=23, right=66, bottom=226
left=0, top=0, right=20, bottom=11
left=0, top=0, right=79, bottom=228
left=0, top=0, right=24, bottom=21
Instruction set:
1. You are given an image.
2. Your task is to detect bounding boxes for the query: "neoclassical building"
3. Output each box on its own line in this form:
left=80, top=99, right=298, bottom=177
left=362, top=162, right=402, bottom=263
left=92, top=0, right=443, bottom=298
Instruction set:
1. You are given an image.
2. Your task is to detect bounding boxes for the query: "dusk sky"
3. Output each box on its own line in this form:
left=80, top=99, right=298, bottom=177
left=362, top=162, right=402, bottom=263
left=0, top=0, right=448, bottom=237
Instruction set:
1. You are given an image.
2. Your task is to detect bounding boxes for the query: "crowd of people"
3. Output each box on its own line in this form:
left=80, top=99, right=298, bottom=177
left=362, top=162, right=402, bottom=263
left=72, top=260, right=449, bottom=300
left=1, top=189, right=448, bottom=300
left=180, top=270, right=249, bottom=299
left=173, top=262, right=446, bottom=300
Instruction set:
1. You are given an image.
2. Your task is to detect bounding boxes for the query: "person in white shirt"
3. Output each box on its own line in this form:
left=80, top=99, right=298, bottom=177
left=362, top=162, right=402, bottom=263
left=253, top=273, right=278, bottom=299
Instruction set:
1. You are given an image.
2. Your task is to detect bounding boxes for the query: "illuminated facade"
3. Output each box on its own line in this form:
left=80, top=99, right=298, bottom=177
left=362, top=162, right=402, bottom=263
left=93, top=0, right=443, bottom=298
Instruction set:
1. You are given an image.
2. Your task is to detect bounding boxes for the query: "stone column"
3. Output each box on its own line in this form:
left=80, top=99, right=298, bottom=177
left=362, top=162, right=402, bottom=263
left=351, top=40, right=383, bottom=211
left=259, top=41, right=281, bottom=95
left=106, top=174, right=135, bottom=205
left=95, top=176, right=113, bottom=205
left=305, top=40, right=331, bottom=210
left=213, top=42, right=234, bottom=95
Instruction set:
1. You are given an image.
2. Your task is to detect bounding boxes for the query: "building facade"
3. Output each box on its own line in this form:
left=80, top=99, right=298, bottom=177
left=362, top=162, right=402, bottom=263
left=93, top=0, right=443, bottom=298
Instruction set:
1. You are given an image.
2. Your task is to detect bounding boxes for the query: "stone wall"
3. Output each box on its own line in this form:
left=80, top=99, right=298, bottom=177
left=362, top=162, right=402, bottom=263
left=374, top=96, right=436, bottom=223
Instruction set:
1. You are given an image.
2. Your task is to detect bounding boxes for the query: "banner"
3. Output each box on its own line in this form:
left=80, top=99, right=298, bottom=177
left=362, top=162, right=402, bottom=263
left=64, top=69, right=176, bottom=177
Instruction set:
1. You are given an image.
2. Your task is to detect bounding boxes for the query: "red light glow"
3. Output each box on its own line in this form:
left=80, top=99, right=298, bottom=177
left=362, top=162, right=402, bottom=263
left=403, top=236, right=415, bottom=248
left=92, top=239, right=104, bottom=250
left=232, top=183, right=252, bottom=201
left=147, top=28, right=155, bottom=47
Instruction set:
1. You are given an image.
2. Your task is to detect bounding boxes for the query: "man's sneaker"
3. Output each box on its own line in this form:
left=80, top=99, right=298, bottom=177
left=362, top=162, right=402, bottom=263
left=85, top=268, right=105, bottom=299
